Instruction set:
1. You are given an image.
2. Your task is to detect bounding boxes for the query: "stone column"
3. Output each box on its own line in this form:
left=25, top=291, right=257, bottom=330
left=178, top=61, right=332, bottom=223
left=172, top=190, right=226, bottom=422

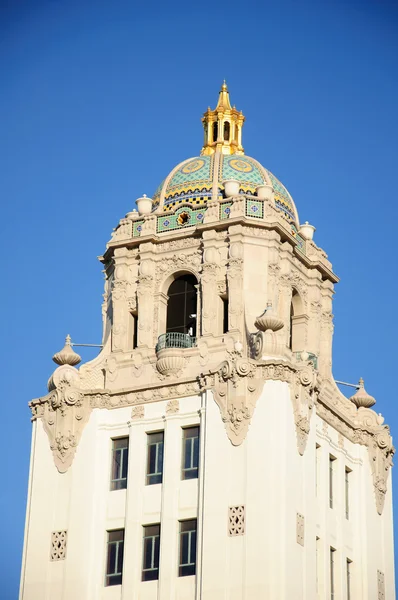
left=158, top=413, right=182, bottom=599
left=111, top=248, right=130, bottom=353
left=121, top=416, right=147, bottom=600
left=319, top=280, right=334, bottom=377
left=201, top=230, right=220, bottom=337
left=227, top=225, right=245, bottom=336
left=137, top=242, right=155, bottom=348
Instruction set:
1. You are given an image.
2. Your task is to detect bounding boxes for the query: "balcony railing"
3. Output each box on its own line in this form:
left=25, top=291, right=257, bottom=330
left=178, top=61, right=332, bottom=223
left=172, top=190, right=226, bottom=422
left=156, top=332, right=197, bottom=353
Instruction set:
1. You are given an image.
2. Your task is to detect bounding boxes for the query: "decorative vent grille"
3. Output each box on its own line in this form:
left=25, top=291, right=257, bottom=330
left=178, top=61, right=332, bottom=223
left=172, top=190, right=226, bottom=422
left=50, top=531, right=67, bottom=561
left=296, top=513, right=305, bottom=546
left=228, top=505, right=245, bottom=536
left=377, top=570, right=385, bottom=600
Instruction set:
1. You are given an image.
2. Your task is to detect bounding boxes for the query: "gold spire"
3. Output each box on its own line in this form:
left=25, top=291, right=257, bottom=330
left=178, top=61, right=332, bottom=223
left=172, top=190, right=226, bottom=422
left=201, top=82, right=245, bottom=156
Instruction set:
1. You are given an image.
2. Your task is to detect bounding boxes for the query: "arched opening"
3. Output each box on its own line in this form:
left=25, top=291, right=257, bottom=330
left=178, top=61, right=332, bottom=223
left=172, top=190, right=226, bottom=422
left=289, top=289, right=306, bottom=352
left=234, top=124, right=239, bottom=142
left=224, top=121, right=230, bottom=141
left=166, top=274, right=198, bottom=337
left=212, top=122, right=218, bottom=143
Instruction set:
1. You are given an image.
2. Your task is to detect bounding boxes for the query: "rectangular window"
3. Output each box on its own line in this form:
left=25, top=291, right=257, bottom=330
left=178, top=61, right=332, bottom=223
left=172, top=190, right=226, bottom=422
left=146, top=432, right=164, bottom=485
left=346, top=558, right=352, bottom=600
left=345, top=467, right=351, bottom=519
left=316, top=537, right=320, bottom=596
left=105, top=530, right=124, bottom=586
left=182, top=427, right=200, bottom=480
left=222, top=297, right=229, bottom=334
left=111, top=438, right=129, bottom=491
left=179, top=519, right=197, bottom=577
left=132, top=313, right=138, bottom=349
left=329, top=455, right=336, bottom=509
left=330, top=547, right=336, bottom=600
left=142, top=525, right=160, bottom=581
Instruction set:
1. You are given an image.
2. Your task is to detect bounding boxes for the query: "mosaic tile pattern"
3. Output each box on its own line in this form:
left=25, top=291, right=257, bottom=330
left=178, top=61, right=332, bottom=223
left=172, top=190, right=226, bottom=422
left=152, top=179, right=164, bottom=211
left=150, top=154, right=298, bottom=227
left=220, top=201, right=233, bottom=220
left=157, top=206, right=206, bottom=233
left=291, top=224, right=306, bottom=254
left=263, top=169, right=296, bottom=224
left=245, top=199, right=264, bottom=219
left=220, top=156, right=265, bottom=193
left=133, top=220, right=144, bottom=238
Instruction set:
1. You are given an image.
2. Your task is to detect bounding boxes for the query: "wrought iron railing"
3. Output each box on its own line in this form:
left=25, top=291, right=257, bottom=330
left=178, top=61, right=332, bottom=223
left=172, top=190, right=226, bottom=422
left=156, top=332, right=197, bottom=353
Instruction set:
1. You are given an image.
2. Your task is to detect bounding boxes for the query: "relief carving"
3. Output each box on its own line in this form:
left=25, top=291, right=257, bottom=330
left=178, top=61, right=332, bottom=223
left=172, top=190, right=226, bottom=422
left=30, top=365, right=91, bottom=473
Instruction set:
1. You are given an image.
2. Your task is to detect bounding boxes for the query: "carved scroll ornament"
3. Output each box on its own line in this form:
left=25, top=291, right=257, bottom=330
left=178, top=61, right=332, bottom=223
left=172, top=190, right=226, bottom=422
left=30, top=365, right=91, bottom=473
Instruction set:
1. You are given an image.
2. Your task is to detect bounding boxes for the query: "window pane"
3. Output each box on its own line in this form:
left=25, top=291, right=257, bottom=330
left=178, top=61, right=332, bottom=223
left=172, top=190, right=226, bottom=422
left=182, top=428, right=199, bottom=480
left=111, top=438, right=129, bottom=491
left=142, top=525, right=160, bottom=582
left=147, top=433, right=164, bottom=485
left=179, top=520, right=197, bottom=577
left=105, top=530, right=124, bottom=587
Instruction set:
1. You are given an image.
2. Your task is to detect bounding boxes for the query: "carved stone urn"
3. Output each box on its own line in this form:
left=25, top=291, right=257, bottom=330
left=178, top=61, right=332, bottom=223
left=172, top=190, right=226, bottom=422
left=255, top=303, right=284, bottom=332
left=223, top=179, right=240, bottom=197
left=156, top=348, right=185, bottom=376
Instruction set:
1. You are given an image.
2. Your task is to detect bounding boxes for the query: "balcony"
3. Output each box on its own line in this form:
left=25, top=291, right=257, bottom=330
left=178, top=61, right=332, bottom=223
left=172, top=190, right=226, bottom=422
left=156, top=332, right=197, bottom=353
left=155, top=332, right=197, bottom=377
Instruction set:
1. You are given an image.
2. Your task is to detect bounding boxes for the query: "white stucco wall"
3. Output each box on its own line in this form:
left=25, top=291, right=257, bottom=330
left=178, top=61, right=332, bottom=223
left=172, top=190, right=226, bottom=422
left=20, top=383, right=395, bottom=600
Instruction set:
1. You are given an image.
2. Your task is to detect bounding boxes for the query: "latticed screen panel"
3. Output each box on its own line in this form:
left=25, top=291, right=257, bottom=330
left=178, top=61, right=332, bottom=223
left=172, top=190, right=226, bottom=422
left=228, top=505, right=245, bottom=536
left=50, top=530, right=67, bottom=561
left=296, top=513, right=305, bottom=546
left=378, top=570, right=385, bottom=600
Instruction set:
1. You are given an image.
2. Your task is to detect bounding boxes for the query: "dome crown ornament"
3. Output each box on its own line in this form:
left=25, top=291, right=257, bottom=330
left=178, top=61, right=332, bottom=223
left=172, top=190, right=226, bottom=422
left=349, top=377, right=376, bottom=409
left=52, top=335, right=82, bottom=367
left=201, top=81, right=245, bottom=156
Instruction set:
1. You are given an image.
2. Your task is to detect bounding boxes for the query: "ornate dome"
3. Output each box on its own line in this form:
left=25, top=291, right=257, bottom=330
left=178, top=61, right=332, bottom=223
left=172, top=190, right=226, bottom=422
left=150, top=83, right=299, bottom=227
left=152, top=154, right=299, bottom=226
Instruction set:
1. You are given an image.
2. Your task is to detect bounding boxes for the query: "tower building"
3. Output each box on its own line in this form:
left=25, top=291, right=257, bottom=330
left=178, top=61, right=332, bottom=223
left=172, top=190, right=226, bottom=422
left=20, top=84, right=395, bottom=599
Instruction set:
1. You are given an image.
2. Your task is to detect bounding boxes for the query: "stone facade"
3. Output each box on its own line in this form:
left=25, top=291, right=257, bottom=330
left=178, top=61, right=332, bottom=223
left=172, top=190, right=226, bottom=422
left=20, top=85, right=395, bottom=600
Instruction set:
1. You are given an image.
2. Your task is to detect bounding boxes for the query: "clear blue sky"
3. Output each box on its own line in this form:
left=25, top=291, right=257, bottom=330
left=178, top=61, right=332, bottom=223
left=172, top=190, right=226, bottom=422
left=1, top=0, right=397, bottom=597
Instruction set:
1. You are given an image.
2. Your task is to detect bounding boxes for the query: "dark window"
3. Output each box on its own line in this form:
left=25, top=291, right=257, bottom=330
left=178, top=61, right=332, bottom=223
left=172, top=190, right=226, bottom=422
left=222, top=297, right=229, bottom=334
left=146, top=432, right=164, bottom=485
left=212, top=122, right=218, bottom=142
left=132, top=312, right=138, bottom=349
left=105, top=530, right=124, bottom=586
left=182, top=427, right=199, bottom=480
left=289, top=300, right=294, bottom=350
left=179, top=520, right=197, bottom=577
left=224, top=121, right=230, bottom=141
left=142, top=525, right=160, bottom=581
left=166, top=275, right=197, bottom=336
left=111, top=438, right=129, bottom=491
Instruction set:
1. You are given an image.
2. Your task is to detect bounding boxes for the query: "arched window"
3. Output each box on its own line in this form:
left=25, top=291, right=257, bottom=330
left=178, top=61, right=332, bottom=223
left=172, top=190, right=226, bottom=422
left=289, top=289, right=305, bottom=352
left=224, top=121, right=230, bottom=141
left=166, top=274, right=198, bottom=336
left=212, top=122, right=218, bottom=143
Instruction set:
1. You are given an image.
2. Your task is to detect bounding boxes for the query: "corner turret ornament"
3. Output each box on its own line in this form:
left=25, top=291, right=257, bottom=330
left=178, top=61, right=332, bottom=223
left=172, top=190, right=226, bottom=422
left=349, top=377, right=376, bottom=408
left=52, top=334, right=81, bottom=366
left=30, top=336, right=89, bottom=473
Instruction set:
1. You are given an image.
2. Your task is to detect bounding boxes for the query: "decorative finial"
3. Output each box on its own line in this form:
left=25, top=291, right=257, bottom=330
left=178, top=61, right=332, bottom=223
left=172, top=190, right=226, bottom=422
left=222, top=79, right=228, bottom=91
left=349, top=378, right=376, bottom=409
left=52, top=335, right=82, bottom=367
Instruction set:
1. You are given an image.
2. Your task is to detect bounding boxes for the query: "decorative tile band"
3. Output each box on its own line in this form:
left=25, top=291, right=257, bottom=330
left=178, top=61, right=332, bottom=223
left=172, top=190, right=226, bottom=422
left=133, top=220, right=144, bottom=238
left=157, top=206, right=206, bottom=233
left=245, top=199, right=264, bottom=219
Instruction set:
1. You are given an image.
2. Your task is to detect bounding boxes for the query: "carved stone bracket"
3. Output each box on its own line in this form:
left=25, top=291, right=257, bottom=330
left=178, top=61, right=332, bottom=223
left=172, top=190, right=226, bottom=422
left=30, top=365, right=91, bottom=473
left=316, top=377, right=394, bottom=515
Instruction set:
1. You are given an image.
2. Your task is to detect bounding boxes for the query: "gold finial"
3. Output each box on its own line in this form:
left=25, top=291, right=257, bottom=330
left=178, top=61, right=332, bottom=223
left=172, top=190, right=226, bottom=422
left=200, top=83, right=245, bottom=156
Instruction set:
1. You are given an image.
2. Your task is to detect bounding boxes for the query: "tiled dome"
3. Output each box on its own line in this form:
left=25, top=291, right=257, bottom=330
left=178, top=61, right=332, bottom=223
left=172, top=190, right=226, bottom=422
left=152, top=154, right=299, bottom=226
